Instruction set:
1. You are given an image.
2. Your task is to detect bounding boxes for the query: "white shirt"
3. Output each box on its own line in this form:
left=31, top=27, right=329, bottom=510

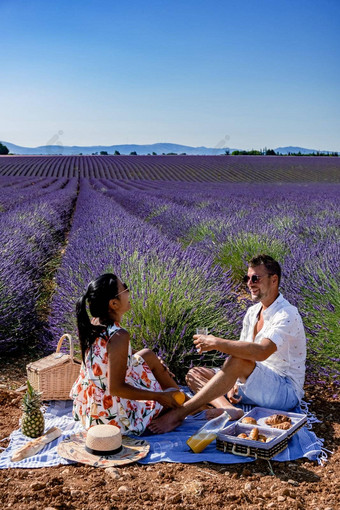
left=239, top=294, right=306, bottom=401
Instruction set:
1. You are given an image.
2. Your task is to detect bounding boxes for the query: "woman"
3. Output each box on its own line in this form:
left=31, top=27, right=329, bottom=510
left=70, top=273, right=182, bottom=435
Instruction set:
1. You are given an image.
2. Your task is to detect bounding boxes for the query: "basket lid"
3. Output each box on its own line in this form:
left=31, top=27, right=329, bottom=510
left=27, top=353, right=81, bottom=374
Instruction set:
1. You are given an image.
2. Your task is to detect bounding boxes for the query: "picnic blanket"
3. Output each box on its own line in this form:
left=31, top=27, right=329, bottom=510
left=0, top=397, right=327, bottom=469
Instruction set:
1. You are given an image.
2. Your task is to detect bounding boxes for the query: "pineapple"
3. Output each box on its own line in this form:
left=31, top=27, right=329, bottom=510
left=21, top=381, right=45, bottom=438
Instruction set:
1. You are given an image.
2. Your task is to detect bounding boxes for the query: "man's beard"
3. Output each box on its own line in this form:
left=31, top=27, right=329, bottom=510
left=250, top=290, right=262, bottom=302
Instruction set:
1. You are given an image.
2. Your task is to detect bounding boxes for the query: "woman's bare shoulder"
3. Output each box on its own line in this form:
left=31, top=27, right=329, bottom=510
left=107, top=328, right=130, bottom=349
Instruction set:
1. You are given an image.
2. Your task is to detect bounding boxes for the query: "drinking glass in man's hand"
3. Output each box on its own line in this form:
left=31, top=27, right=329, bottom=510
left=195, top=327, right=208, bottom=353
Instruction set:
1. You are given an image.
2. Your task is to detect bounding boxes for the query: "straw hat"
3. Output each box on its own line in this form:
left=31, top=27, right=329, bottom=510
left=58, top=425, right=150, bottom=467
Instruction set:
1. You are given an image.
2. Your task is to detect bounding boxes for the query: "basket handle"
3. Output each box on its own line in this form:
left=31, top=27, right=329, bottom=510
left=56, top=334, right=75, bottom=362
left=232, top=444, right=254, bottom=458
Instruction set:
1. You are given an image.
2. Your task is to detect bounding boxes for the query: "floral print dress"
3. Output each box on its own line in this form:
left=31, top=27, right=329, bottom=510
left=70, top=323, right=163, bottom=435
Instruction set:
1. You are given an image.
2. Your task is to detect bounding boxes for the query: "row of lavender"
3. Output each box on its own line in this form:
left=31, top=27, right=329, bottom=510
left=46, top=179, right=245, bottom=379
left=0, top=176, right=71, bottom=212
left=88, top=179, right=340, bottom=384
left=1, top=155, right=340, bottom=182
left=0, top=177, right=78, bottom=353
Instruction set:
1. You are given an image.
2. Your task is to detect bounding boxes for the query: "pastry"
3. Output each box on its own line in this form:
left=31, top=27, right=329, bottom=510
left=241, top=416, right=257, bottom=425
left=265, top=414, right=291, bottom=426
left=271, top=421, right=291, bottom=430
left=239, top=430, right=268, bottom=442
left=249, top=427, right=259, bottom=440
left=11, top=427, right=61, bottom=462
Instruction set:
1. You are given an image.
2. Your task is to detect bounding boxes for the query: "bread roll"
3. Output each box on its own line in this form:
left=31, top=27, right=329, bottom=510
left=249, top=427, right=259, bottom=440
left=241, top=416, right=257, bottom=425
left=237, top=433, right=248, bottom=438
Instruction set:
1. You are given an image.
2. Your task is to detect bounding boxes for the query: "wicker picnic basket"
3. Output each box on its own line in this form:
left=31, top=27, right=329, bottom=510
left=26, top=334, right=82, bottom=401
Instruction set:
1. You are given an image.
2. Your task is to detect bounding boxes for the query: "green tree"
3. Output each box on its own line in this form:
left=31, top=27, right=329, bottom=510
left=100, top=151, right=108, bottom=155
left=130, top=151, right=137, bottom=155
left=114, top=150, right=120, bottom=155
left=0, top=143, right=9, bottom=155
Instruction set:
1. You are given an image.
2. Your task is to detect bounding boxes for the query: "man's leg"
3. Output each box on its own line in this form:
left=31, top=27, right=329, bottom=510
left=186, top=367, right=244, bottom=419
left=148, top=356, right=255, bottom=433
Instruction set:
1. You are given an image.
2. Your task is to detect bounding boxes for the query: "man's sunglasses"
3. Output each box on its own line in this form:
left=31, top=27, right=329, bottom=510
left=243, top=274, right=272, bottom=284
left=116, top=282, right=129, bottom=297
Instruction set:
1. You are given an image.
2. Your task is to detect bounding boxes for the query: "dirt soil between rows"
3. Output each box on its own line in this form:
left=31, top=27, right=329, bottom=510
left=0, top=354, right=339, bottom=510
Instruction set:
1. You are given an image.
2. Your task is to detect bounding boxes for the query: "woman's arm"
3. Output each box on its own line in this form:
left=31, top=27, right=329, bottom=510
left=106, top=330, right=179, bottom=408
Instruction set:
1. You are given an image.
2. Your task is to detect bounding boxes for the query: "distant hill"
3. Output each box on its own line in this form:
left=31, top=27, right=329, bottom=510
left=1, top=141, right=233, bottom=156
left=1, top=141, right=337, bottom=156
left=274, top=146, right=330, bottom=155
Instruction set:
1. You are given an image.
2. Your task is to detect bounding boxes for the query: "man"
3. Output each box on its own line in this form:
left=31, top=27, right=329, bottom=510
left=149, top=254, right=306, bottom=434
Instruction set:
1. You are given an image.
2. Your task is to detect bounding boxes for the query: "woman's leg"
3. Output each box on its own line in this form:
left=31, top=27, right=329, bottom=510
left=137, top=349, right=180, bottom=390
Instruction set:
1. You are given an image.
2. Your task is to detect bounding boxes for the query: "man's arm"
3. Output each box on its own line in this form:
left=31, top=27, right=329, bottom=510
left=193, top=335, right=277, bottom=362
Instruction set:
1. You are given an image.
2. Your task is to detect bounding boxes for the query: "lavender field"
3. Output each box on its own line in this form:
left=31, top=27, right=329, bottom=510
left=0, top=158, right=339, bottom=390
left=1, top=154, right=340, bottom=181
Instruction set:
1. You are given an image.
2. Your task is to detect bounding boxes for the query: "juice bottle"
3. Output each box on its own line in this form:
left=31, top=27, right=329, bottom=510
left=186, top=432, right=217, bottom=453
left=187, top=411, right=231, bottom=453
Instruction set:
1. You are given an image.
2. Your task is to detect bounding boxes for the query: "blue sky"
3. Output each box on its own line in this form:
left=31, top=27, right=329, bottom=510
left=1, top=0, right=339, bottom=150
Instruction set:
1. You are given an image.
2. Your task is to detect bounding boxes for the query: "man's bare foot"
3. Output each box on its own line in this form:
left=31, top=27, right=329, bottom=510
left=204, top=407, right=244, bottom=421
left=148, top=408, right=184, bottom=434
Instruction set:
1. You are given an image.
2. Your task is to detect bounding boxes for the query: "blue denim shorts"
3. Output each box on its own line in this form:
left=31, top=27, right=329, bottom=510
left=236, top=362, right=299, bottom=411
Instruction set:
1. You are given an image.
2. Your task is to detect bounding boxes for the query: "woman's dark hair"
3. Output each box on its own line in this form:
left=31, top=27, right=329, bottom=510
left=76, top=273, right=119, bottom=362
left=249, top=254, right=281, bottom=285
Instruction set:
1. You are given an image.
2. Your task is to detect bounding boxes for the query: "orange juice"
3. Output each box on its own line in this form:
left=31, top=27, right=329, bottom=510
left=186, top=432, right=217, bottom=453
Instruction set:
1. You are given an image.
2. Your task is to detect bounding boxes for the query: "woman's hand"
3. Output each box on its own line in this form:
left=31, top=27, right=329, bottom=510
left=227, top=384, right=242, bottom=404
left=155, top=390, right=182, bottom=409
left=193, top=334, right=218, bottom=353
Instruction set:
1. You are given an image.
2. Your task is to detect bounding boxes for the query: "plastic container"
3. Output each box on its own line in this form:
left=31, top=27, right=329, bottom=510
left=186, top=411, right=231, bottom=453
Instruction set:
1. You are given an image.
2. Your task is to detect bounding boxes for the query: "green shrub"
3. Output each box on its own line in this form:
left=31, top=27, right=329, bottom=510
left=216, top=232, right=288, bottom=282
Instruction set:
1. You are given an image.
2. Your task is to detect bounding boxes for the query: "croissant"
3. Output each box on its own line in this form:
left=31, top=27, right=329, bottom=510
left=271, top=421, right=291, bottom=430
left=265, top=414, right=291, bottom=426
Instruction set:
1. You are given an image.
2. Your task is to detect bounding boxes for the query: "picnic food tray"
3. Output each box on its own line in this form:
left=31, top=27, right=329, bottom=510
left=216, top=407, right=307, bottom=460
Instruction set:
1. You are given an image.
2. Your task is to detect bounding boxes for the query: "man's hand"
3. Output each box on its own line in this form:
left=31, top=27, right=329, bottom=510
left=227, top=384, right=242, bottom=404
left=193, top=334, right=218, bottom=353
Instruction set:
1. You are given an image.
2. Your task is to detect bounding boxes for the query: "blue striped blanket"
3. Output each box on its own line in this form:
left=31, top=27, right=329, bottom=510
left=0, top=399, right=327, bottom=469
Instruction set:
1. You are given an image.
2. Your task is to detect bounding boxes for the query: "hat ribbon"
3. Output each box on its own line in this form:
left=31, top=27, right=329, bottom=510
left=85, top=445, right=123, bottom=456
